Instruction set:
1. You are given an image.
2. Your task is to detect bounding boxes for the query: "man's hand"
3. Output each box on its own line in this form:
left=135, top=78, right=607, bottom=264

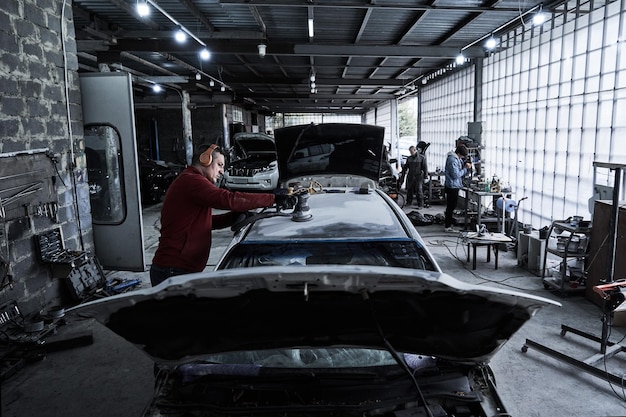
left=273, top=188, right=297, bottom=210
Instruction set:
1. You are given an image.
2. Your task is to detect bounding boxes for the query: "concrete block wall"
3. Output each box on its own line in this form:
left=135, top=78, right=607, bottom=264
left=0, top=0, right=92, bottom=313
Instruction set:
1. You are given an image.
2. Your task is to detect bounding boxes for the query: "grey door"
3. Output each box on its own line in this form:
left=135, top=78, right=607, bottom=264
left=79, top=72, right=145, bottom=271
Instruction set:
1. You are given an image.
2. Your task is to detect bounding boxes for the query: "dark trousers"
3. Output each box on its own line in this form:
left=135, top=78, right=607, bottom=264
left=444, top=187, right=460, bottom=228
left=150, top=264, right=193, bottom=286
left=406, top=175, right=424, bottom=206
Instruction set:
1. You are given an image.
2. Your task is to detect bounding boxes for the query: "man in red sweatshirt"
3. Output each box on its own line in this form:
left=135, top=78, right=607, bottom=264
left=150, top=143, right=281, bottom=286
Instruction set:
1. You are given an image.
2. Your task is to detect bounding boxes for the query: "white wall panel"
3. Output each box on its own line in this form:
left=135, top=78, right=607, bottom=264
left=415, top=0, right=626, bottom=230
left=420, top=67, right=474, bottom=171
left=479, top=0, right=626, bottom=228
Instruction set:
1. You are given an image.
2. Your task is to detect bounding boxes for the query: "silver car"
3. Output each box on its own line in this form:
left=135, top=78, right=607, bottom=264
left=216, top=123, right=439, bottom=272
left=69, top=123, right=559, bottom=417
left=223, top=132, right=279, bottom=192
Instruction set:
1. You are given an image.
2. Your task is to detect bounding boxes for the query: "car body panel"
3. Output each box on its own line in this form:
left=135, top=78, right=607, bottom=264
left=69, top=266, right=559, bottom=365
left=215, top=187, right=441, bottom=272
left=224, top=132, right=279, bottom=191
left=243, top=191, right=410, bottom=241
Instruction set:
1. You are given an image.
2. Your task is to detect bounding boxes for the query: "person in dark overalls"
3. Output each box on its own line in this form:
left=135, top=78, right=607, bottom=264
left=400, top=144, right=428, bottom=208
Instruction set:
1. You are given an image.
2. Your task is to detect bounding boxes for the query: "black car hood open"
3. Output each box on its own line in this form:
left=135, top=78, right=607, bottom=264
left=274, top=123, right=385, bottom=182
left=232, top=133, right=276, bottom=158
left=69, top=266, right=559, bottom=365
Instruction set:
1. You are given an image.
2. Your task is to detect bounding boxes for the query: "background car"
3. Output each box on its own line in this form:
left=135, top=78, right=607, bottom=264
left=137, top=152, right=183, bottom=204
left=216, top=123, right=440, bottom=272
left=223, top=132, right=279, bottom=192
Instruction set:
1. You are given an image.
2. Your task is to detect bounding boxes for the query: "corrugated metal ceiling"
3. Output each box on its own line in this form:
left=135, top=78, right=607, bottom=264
left=72, top=0, right=569, bottom=114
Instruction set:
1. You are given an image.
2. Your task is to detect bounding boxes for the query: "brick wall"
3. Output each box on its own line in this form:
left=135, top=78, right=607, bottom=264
left=0, top=0, right=91, bottom=313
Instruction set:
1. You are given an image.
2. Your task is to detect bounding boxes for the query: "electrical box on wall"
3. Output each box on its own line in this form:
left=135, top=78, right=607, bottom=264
left=468, top=122, right=482, bottom=145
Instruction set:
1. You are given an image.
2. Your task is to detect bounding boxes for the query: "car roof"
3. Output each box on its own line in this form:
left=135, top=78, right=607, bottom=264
left=241, top=189, right=414, bottom=242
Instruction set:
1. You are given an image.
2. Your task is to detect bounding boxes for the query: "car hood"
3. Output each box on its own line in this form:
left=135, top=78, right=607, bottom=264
left=233, top=133, right=276, bottom=158
left=274, top=123, right=385, bottom=182
left=69, top=266, right=559, bottom=365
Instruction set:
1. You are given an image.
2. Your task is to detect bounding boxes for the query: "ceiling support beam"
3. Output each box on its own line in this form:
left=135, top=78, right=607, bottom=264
left=103, top=39, right=486, bottom=59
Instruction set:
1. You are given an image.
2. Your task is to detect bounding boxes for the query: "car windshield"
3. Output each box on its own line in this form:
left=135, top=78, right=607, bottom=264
left=177, top=349, right=436, bottom=373
left=218, top=240, right=437, bottom=270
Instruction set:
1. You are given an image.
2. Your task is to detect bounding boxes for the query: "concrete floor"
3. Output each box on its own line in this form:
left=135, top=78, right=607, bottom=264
left=2, top=202, right=626, bottom=417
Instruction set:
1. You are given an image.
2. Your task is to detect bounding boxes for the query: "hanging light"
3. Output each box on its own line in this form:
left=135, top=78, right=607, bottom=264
left=195, top=73, right=201, bottom=81
left=532, top=12, right=546, bottom=25
left=199, top=48, right=210, bottom=60
left=310, top=73, right=316, bottom=82
left=152, top=84, right=162, bottom=93
left=455, top=53, right=465, bottom=65
left=257, top=43, right=267, bottom=58
left=531, top=3, right=546, bottom=26
left=220, top=85, right=226, bottom=92
left=209, top=80, right=215, bottom=87
left=136, top=1, right=150, bottom=17
left=175, top=29, right=187, bottom=43
left=485, top=36, right=497, bottom=50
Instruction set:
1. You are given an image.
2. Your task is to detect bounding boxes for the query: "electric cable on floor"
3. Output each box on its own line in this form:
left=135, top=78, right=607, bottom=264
left=427, top=235, right=538, bottom=292
left=602, top=322, right=626, bottom=401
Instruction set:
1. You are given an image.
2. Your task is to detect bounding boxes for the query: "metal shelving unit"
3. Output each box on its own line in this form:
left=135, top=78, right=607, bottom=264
left=426, top=172, right=445, bottom=205
left=540, top=220, right=591, bottom=294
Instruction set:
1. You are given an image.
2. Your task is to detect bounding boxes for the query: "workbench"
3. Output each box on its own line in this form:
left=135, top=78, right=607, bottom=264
left=465, top=232, right=513, bottom=270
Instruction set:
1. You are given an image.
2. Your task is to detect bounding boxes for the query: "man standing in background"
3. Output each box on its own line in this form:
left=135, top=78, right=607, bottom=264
left=444, top=145, right=472, bottom=232
left=400, top=144, right=428, bottom=208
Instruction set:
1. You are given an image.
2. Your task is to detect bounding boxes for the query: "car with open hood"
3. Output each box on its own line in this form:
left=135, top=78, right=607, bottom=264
left=70, top=123, right=560, bottom=415
left=215, top=123, right=439, bottom=271
left=223, top=132, right=279, bottom=191
left=69, top=266, right=559, bottom=417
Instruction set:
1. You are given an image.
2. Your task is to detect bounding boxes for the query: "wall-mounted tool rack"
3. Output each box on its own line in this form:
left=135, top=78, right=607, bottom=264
left=0, top=148, right=60, bottom=291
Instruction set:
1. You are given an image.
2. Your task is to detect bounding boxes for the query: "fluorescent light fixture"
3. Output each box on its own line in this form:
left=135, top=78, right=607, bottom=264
left=175, top=29, right=187, bottom=43
left=308, top=18, right=314, bottom=38
left=200, top=48, right=210, bottom=60
left=152, top=84, right=162, bottom=93
left=455, top=53, right=465, bottom=65
left=136, top=1, right=150, bottom=17
left=485, top=36, right=497, bottom=50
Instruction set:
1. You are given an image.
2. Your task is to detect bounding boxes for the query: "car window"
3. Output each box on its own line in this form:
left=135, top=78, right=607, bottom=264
left=218, top=241, right=437, bottom=270
left=187, top=348, right=400, bottom=369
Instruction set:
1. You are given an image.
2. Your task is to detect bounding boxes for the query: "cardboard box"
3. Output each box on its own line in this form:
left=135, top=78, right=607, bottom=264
left=612, top=302, right=626, bottom=327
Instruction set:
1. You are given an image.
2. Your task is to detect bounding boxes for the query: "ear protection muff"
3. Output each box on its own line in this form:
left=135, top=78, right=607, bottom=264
left=199, top=144, right=219, bottom=167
